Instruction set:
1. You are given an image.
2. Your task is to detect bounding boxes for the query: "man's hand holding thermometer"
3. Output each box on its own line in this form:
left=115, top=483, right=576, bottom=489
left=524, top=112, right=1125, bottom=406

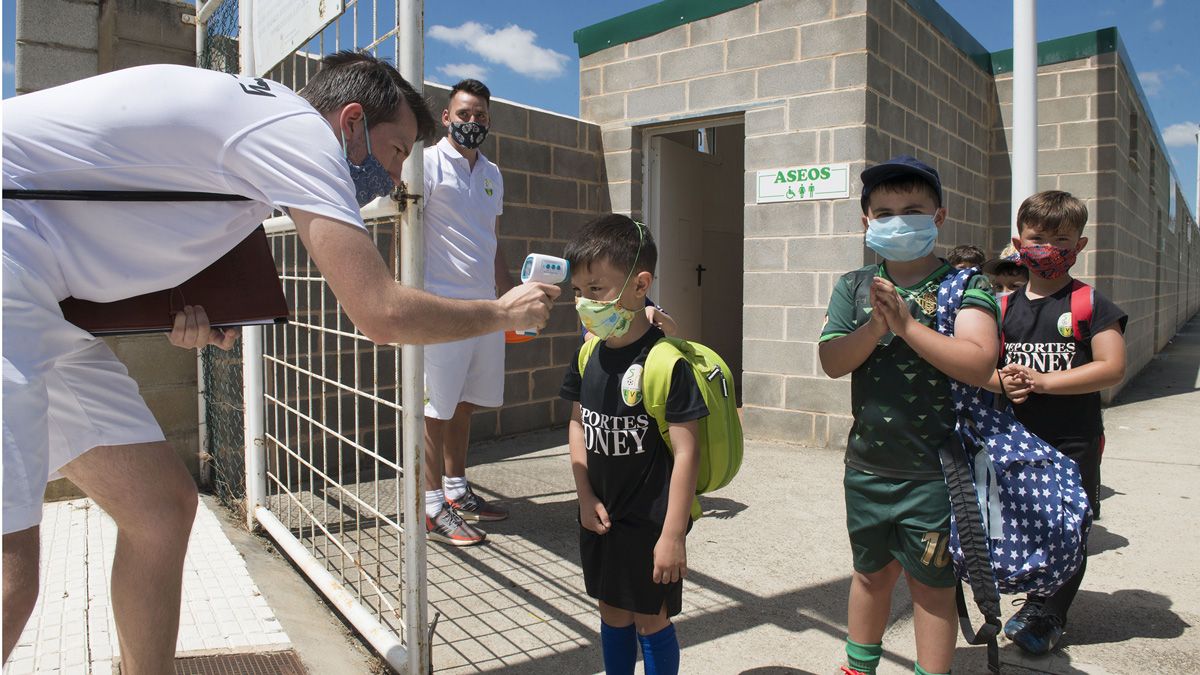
left=505, top=254, right=570, bottom=342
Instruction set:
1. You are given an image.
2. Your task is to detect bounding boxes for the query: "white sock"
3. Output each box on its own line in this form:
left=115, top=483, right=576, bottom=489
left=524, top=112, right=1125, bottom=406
left=443, top=476, right=468, bottom=501
left=425, top=489, right=444, bottom=519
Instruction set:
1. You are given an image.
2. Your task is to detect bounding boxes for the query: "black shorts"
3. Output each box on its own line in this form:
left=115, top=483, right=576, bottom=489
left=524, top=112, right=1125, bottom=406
left=1051, top=436, right=1102, bottom=515
left=579, top=518, right=683, bottom=617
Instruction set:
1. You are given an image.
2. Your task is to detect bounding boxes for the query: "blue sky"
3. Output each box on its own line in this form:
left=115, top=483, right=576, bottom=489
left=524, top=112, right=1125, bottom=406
left=3, top=0, right=1197, bottom=212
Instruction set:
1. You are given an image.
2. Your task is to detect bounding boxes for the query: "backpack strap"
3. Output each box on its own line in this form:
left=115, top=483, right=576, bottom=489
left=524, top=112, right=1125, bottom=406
left=1069, top=279, right=1094, bottom=342
left=577, top=336, right=602, bottom=377
left=940, top=431, right=1004, bottom=674
left=998, top=292, right=1010, bottom=355
left=643, top=337, right=704, bottom=521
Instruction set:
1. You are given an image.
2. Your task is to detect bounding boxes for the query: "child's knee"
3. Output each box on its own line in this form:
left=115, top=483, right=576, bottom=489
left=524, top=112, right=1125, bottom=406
left=854, top=560, right=902, bottom=589
left=906, top=575, right=956, bottom=605
left=598, top=601, right=634, bottom=628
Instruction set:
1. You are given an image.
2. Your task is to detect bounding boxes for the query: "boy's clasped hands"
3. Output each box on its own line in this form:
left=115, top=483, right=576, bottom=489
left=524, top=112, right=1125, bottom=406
left=866, top=276, right=915, bottom=339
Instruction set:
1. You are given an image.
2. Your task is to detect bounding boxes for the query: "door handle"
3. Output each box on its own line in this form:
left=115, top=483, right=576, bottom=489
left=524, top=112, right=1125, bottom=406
left=696, top=264, right=707, bottom=287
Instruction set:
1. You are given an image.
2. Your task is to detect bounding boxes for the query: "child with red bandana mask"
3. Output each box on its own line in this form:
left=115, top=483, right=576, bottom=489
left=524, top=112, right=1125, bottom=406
left=985, top=190, right=1127, bottom=656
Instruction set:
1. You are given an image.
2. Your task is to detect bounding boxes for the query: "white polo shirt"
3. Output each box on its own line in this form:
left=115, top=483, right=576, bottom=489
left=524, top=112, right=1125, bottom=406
left=2, top=64, right=364, bottom=303
left=422, top=137, right=504, bottom=300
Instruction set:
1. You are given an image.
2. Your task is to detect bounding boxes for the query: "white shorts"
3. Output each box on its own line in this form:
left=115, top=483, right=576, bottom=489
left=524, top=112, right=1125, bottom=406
left=423, top=332, right=504, bottom=419
left=3, top=256, right=164, bottom=535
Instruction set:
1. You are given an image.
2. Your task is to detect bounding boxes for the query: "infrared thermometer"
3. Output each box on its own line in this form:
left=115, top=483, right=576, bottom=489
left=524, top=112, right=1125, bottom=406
left=515, top=253, right=570, bottom=337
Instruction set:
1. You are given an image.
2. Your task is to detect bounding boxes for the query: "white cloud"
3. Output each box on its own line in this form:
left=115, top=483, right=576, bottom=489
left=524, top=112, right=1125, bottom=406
left=1153, top=0, right=1165, bottom=7
left=1139, top=70, right=1165, bottom=95
left=2, top=60, right=14, bottom=75
left=428, top=22, right=569, bottom=80
left=437, top=63, right=489, bottom=82
left=1163, top=122, right=1200, bottom=147
left=1150, top=18, right=1166, bottom=31
left=1139, top=65, right=1186, bottom=96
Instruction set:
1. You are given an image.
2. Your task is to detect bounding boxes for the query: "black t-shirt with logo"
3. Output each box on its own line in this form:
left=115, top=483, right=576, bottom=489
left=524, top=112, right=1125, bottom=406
left=1000, top=282, right=1127, bottom=444
left=560, top=326, right=708, bottom=525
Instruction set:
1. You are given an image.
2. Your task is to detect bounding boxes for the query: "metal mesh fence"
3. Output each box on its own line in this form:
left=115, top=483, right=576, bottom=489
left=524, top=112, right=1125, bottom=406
left=198, top=0, right=246, bottom=515
left=197, top=2, right=427, bottom=668
left=198, top=0, right=239, bottom=74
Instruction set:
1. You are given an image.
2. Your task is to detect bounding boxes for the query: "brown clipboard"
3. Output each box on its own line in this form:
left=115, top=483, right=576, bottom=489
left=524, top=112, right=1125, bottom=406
left=58, top=226, right=290, bottom=336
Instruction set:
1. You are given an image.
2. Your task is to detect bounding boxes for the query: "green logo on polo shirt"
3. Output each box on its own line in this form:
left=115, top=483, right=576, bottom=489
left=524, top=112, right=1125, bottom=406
left=484, top=177, right=494, bottom=196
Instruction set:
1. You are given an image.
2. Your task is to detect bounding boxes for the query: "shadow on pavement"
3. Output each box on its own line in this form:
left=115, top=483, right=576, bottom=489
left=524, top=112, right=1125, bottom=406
left=1066, top=588, right=1191, bottom=646
left=740, top=668, right=819, bottom=675
left=1086, top=523, right=1129, bottom=556
left=1111, top=314, right=1200, bottom=407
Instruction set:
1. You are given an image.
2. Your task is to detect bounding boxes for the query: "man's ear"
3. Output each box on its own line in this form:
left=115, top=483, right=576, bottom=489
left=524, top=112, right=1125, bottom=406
left=861, top=214, right=870, bottom=231
left=1011, top=236, right=1022, bottom=251
left=337, top=102, right=365, bottom=137
left=1075, top=236, right=1089, bottom=252
left=441, top=108, right=451, bottom=128
left=933, top=207, right=948, bottom=227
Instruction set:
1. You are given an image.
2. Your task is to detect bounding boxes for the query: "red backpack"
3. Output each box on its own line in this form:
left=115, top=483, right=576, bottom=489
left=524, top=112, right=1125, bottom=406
left=999, top=279, right=1094, bottom=350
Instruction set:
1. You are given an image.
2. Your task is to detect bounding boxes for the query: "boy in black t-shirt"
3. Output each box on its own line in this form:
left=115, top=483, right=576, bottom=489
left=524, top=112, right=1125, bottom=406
left=559, top=215, right=708, bottom=675
left=987, top=190, right=1127, bottom=655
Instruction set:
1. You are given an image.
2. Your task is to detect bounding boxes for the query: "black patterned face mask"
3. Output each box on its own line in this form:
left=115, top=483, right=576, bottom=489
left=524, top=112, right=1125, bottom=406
left=449, top=121, right=489, bottom=149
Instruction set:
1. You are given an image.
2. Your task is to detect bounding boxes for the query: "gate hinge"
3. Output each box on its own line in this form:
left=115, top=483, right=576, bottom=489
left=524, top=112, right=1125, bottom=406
left=393, top=181, right=422, bottom=213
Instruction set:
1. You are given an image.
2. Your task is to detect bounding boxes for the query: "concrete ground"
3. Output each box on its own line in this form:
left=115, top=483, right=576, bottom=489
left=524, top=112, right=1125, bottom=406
left=398, top=313, right=1199, bottom=674
left=21, top=313, right=1192, bottom=674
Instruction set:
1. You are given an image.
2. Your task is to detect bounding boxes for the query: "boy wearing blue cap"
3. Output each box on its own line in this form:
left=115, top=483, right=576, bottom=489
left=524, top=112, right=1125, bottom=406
left=819, top=156, right=1000, bottom=675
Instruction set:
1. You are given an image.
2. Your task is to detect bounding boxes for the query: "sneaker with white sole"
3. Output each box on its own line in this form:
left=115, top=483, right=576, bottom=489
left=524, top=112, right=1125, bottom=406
left=426, top=504, right=486, bottom=546
left=448, top=486, right=509, bottom=522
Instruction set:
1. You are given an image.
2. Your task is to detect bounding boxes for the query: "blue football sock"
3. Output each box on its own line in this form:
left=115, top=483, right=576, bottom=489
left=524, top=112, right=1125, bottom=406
left=600, top=621, right=637, bottom=675
left=638, top=623, right=680, bottom=675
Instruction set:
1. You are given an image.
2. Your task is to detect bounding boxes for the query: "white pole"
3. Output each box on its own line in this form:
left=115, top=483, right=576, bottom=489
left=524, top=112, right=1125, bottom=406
left=1012, top=0, right=1038, bottom=237
left=242, top=326, right=266, bottom=530
left=239, top=0, right=255, bottom=76
left=399, top=2, right=429, bottom=673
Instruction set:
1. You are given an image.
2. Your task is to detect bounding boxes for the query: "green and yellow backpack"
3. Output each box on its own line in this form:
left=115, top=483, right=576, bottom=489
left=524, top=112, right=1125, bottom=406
left=578, top=336, right=743, bottom=520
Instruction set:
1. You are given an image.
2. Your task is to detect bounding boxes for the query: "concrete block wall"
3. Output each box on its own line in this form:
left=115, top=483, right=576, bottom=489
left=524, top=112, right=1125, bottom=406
left=423, top=86, right=606, bottom=441
left=865, top=0, right=995, bottom=260
left=993, top=50, right=1200, bottom=396
left=581, top=0, right=877, bottom=447
left=16, top=0, right=202, bottom=496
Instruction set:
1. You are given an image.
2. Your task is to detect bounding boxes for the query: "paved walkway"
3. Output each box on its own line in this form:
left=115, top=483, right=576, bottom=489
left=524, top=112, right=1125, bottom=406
left=421, top=313, right=1199, bottom=674
left=8, top=497, right=291, bottom=674
left=11, top=314, right=1197, bottom=674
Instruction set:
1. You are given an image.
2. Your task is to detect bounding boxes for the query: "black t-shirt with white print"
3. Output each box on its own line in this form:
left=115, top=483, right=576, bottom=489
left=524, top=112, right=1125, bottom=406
left=1000, top=282, right=1127, bottom=444
left=560, top=326, right=709, bottom=526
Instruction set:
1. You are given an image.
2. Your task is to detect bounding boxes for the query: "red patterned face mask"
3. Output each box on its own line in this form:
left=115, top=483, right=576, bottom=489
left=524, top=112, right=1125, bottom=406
left=1018, top=244, right=1078, bottom=279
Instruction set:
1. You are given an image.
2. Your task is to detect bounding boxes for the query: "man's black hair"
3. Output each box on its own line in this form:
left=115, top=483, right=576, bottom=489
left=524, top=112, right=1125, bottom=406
left=948, top=244, right=986, bottom=267
left=301, top=50, right=436, bottom=143
left=449, top=79, right=491, bottom=107
left=564, top=214, right=657, bottom=277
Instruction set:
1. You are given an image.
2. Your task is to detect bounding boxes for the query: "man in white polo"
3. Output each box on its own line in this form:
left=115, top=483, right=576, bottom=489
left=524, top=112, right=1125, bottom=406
left=422, top=79, right=513, bottom=546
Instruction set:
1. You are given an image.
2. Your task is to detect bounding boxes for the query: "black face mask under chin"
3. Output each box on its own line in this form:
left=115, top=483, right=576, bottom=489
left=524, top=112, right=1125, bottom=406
left=450, top=121, right=489, bottom=150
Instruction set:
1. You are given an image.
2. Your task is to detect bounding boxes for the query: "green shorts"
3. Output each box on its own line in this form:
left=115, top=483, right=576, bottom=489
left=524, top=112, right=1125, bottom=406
left=844, top=467, right=955, bottom=588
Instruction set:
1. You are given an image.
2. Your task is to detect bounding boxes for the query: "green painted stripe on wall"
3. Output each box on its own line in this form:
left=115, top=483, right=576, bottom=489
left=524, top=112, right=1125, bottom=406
left=990, top=26, right=1119, bottom=74
left=573, top=0, right=757, bottom=58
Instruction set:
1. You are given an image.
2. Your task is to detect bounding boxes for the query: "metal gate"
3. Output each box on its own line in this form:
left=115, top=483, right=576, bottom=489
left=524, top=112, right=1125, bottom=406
left=196, top=2, right=429, bottom=672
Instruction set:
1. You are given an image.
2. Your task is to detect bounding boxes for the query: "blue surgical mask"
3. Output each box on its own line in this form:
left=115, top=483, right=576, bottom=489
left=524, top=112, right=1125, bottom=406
left=864, top=214, right=939, bottom=261
left=342, top=114, right=395, bottom=207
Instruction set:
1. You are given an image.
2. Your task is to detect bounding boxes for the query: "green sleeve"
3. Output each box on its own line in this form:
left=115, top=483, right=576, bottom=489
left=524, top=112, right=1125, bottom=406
left=961, top=273, right=1001, bottom=324
left=819, top=273, right=859, bottom=342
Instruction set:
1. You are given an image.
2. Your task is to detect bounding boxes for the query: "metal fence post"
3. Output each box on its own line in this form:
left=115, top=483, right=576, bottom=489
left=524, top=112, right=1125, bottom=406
left=399, top=1, right=429, bottom=671
left=243, top=324, right=266, bottom=531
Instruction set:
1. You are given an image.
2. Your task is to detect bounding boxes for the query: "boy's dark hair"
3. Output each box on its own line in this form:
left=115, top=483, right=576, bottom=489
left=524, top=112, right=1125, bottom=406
left=301, top=50, right=437, bottom=144
left=1017, top=190, right=1088, bottom=236
left=861, top=177, right=942, bottom=213
left=449, top=79, right=491, bottom=108
left=564, top=214, right=657, bottom=277
left=990, top=261, right=1028, bottom=278
left=948, top=244, right=986, bottom=267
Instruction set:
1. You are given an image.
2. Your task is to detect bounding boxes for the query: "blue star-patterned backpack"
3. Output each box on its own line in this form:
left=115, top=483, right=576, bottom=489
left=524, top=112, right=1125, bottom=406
left=935, top=267, right=1092, bottom=672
